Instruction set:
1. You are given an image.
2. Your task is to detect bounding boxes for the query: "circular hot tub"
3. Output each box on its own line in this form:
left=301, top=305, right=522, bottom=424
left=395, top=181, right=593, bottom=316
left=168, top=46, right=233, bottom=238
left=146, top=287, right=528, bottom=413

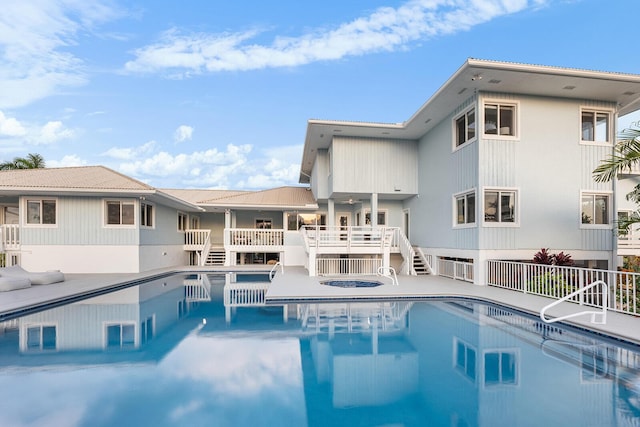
left=321, top=280, right=383, bottom=288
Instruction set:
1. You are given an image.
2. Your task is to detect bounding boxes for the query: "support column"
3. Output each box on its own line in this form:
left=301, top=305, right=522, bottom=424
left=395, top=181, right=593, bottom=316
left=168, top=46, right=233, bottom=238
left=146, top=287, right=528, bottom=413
left=224, top=209, right=232, bottom=266
left=371, top=193, right=378, bottom=228
left=327, top=199, right=335, bottom=226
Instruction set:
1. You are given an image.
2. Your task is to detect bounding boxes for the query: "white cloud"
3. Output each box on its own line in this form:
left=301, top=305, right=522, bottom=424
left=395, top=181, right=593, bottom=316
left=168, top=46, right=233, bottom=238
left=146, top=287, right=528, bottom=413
left=0, top=0, right=122, bottom=108
left=38, top=121, right=75, bottom=144
left=125, top=0, right=549, bottom=76
left=47, top=154, right=87, bottom=168
left=0, top=111, right=26, bottom=137
left=102, top=140, right=157, bottom=160
left=174, top=125, right=194, bottom=143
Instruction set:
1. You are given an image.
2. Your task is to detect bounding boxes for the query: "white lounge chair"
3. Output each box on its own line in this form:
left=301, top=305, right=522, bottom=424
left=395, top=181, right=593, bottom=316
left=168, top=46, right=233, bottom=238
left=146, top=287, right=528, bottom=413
left=0, top=265, right=65, bottom=285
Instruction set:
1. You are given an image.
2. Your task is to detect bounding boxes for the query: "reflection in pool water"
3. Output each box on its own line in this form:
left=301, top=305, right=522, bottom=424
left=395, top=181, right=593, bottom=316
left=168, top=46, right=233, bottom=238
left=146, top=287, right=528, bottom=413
left=0, top=273, right=639, bottom=426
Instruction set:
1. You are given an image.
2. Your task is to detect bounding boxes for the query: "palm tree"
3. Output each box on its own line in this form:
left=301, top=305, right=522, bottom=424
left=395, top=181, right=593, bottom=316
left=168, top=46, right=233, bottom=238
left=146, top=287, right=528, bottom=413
left=0, top=153, right=46, bottom=170
left=593, top=122, right=640, bottom=232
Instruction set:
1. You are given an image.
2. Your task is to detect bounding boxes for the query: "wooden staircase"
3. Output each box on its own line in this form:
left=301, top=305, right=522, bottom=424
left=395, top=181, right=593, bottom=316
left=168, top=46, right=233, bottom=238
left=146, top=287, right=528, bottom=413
left=204, top=247, right=225, bottom=266
left=413, top=249, right=432, bottom=275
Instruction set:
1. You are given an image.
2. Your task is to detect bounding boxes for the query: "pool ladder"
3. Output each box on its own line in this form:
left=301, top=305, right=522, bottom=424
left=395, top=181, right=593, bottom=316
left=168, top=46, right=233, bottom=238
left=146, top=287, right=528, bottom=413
left=377, top=266, right=398, bottom=286
left=539, top=280, right=608, bottom=325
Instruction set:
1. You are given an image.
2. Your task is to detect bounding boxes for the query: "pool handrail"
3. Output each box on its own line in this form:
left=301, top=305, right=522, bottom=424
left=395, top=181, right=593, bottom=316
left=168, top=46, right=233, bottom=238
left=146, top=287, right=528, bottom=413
left=539, top=280, right=608, bottom=325
left=377, top=266, right=398, bottom=286
left=269, top=261, right=284, bottom=281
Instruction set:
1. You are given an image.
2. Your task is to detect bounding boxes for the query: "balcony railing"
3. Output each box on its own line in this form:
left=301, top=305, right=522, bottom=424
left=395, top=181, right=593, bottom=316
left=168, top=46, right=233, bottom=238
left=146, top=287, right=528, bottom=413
left=301, top=226, right=397, bottom=252
left=0, top=225, right=19, bottom=251
left=225, top=228, right=284, bottom=248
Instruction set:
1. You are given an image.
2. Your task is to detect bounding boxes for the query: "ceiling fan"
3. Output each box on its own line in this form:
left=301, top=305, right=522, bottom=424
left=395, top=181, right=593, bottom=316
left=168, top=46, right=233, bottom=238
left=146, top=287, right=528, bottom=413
left=340, top=197, right=361, bottom=205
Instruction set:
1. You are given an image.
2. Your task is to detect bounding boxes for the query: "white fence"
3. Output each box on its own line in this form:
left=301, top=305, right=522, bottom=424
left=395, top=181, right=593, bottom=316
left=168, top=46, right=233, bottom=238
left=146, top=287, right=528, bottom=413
left=0, top=225, right=19, bottom=251
left=316, top=258, right=382, bottom=276
left=438, top=259, right=474, bottom=283
left=487, top=260, right=640, bottom=316
left=226, top=228, right=284, bottom=247
left=301, top=226, right=396, bottom=250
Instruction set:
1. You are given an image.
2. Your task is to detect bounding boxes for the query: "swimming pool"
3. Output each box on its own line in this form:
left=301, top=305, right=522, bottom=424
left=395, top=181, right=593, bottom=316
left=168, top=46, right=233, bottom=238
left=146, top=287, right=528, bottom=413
left=0, top=273, right=639, bottom=426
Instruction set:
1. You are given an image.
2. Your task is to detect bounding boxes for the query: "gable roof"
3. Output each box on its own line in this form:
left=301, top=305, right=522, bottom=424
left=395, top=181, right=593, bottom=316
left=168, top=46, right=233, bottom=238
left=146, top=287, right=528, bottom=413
left=0, top=166, right=201, bottom=211
left=300, top=58, right=640, bottom=183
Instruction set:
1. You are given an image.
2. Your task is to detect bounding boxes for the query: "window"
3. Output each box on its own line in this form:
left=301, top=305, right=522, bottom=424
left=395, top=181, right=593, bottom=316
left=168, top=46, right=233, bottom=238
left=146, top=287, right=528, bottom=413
left=256, top=219, right=272, bottom=229
left=455, top=191, right=476, bottom=225
left=178, top=212, right=188, bottom=231
left=141, top=202, right=154, bottom=227
left=26, top=199, right=56, bottom=225
left=581, top=110, right=610, bottom=143
left=455, top=109, right=476, bottom=147
left=365, top=211, right=386, bottom=226
left=106, top=324, right=135, bottom=349
left=454, top=338, right=476, bottom=381
left=287, top=213, right=326, bottom=230
left=484, top=190, right=517, bottom=223
left=484, top=102, right=516, bottom=136
left=484, top=351, right=517, bottom=386
left=106, top=200, right=135, bottom=225
left=25, top=325, right=56, bottom=351
left=582, top=193, right=610, bottom=225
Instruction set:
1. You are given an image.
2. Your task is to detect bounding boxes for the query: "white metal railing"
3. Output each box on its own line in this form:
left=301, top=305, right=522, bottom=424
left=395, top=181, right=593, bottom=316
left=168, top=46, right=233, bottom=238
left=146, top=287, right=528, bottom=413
left=225, top=228, right=284, bottom=247
left=438, top=259, right=474, bottom=282
left=540, top=280, right=608, bottom=324
left=1, top=224, right=19, bottom=250
left=269, top=261, right=283, bottom=281
left=397, top=232, right=415, bottom=275
left=377, top=266, right=398, bottom=286
left=486, top=260, right=640, bottom=316
left=316, top=258, right=382, bottom=276
left=184, top=229, right=210, bottom=248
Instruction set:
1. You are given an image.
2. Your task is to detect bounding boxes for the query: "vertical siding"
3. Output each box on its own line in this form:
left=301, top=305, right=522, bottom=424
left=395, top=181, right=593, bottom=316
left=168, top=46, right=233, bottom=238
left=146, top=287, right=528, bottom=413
left=331, top=137, right=418, bottom=195
left=21, top=196, right=138, bottom=246
left=140, top=203, right=183, bottom=246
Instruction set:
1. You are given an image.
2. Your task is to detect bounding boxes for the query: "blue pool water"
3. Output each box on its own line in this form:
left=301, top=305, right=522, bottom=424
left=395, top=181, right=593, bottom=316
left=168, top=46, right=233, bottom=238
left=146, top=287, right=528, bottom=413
left=321, top=279, right=383, bottom=288
left=1, top=273, right=640, bottom=427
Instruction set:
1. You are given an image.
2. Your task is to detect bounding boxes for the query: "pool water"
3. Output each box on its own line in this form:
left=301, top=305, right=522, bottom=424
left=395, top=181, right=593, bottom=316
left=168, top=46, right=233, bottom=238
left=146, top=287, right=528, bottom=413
left=0, top=273, right=639, bottom=427
left=321, top=279, right=383, bottom=288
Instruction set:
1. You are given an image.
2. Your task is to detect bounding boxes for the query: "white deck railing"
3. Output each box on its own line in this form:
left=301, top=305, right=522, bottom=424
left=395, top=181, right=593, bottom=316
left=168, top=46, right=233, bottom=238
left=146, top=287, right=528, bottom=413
left=184, top=229, right=210, bottom=248
left=225, top=228, right=284, bottom=247
left=316, top=257, right=382, bottom=276
left=438, top=259, right=474, bottom=283
left=301, top=226, right=397, bottom=250
left=0, top=224, right=19, bottom=251
left=487, top=260, right=640, bottom=316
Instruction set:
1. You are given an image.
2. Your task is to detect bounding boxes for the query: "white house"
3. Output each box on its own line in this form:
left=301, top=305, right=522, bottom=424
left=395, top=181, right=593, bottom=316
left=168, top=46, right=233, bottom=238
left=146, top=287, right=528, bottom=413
left=2, top=59, right=640, bottom=283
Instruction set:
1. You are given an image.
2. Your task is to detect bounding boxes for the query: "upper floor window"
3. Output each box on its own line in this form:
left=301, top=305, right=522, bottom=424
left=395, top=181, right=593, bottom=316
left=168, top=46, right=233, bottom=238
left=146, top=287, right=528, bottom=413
left=106, top=200, right=135, bottom=226
left=455, top=191, right=476, bottom=226
left=455, top=109, right=476, bottom=147
left=581, top=193, right=610, bottom=225
left=484, top=102, right=516, bottom=137
left=365, top=211, right=386, bottom=226
left=178, top=212, right=188, bottom=231
left=141, top=202, right=154, bottom=228
left=581, top=110, right=610, bottom=143
left=26, top=199, right=56, bottom=225
left=484, top=189, right=517, bottom=224
left=25, top=325, right=56, bottom=352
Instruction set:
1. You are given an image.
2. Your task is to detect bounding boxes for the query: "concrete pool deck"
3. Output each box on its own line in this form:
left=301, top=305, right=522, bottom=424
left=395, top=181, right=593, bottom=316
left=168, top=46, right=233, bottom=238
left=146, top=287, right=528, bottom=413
left=1, top=265, right=639, bottom=345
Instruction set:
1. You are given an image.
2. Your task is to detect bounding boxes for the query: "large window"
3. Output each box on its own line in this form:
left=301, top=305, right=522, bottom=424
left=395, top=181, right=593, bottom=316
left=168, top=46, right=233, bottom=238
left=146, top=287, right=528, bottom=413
left=106, top=200, right=135, bottom=225
left=484, top=350, right=517, bottom=386
left=106, top=323, right=136, bottom=349
left=365, top=211, right=386, bottom=226
left=581, top=110, right=610, bottom=143
left=455, top=109, right=476, bottom=147
left=287, top=213, right=326, bottom=230
left=26, top=199, right=56, bottom=225
left=141, top=202, right=154, bottom=227
left=455, top=191, right=476, bottom=225
left=582, top=193, right=610, bottom=225
left=484, top=190, right=517, bottom=224
left=484, top=102, right=516, bottom=136
left=25, top=325, right=56, bottom=351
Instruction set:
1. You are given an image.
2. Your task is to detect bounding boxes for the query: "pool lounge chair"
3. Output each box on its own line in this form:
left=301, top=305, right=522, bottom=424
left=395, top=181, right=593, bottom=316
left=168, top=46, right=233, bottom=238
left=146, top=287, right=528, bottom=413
left=0, top=265, right=65, bottom=285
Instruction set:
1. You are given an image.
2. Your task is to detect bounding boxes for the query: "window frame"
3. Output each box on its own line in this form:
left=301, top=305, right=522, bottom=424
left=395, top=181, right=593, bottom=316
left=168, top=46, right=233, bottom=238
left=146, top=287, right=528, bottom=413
left=482, top=100, right=519, bottom=139
left=482, top=188, right=519, bottom=227
left=23, top=197, right=58, bottom=227
left=364, top=210, right=387, bottom=226
left=140, top=201, right=154, bottom=228
left=104, top=199, right=136, bottom=227
left=453, top=107, right=477, bottom=150
left=177, top=211, right=188, bottom=232
left=286, top=212, right=327, bottom=230
left=581, top=191, right=612, bottom=229
left=580, top=108, right=612, bottom=145
left=22, top=324, right=57, bottom=352
left=453, top=189, right=476, bottom=228
left=482, top=348, right=519, bottom=388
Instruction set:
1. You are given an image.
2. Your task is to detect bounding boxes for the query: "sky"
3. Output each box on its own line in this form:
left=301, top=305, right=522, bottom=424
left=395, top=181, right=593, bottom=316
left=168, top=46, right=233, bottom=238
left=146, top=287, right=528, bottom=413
left=0, top=0, right=639, bottom=190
